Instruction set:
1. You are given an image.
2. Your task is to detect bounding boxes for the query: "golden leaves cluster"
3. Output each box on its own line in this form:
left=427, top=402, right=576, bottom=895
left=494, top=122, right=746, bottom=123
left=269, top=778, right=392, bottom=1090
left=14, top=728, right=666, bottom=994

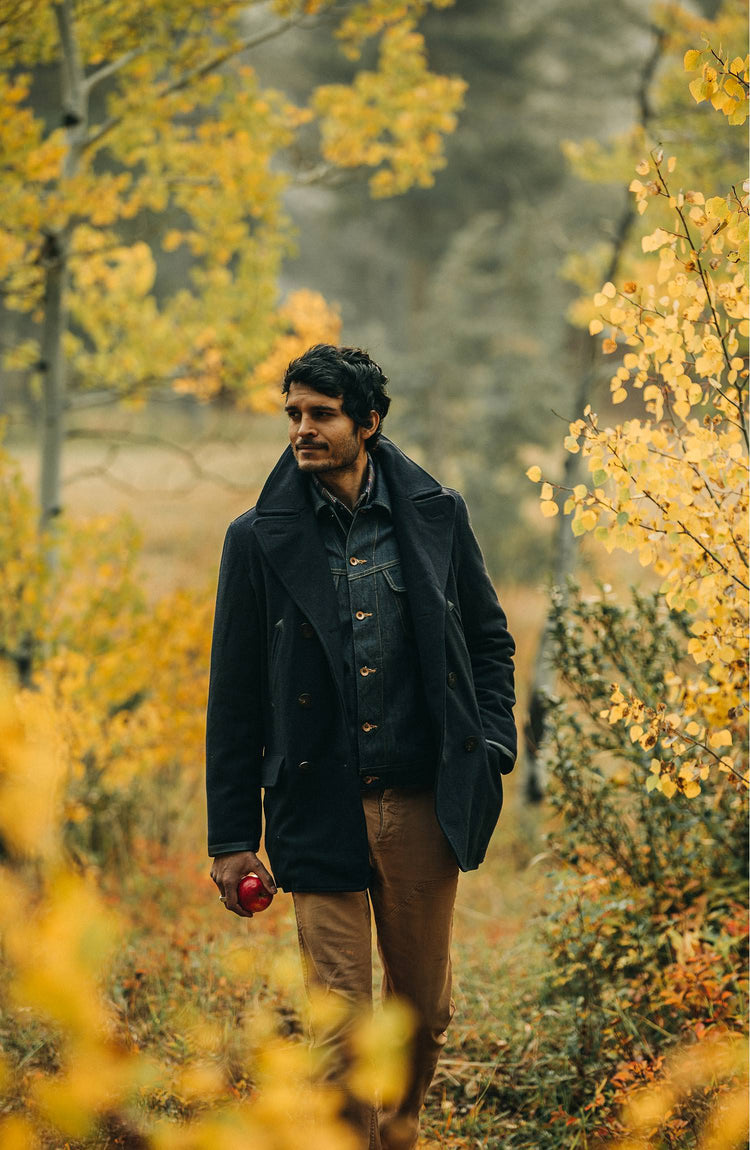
left=0, top=440, right=209, bottom=846
left=314, top=22, right=465, bottom=197
left=245, top=289, right=343, bottom=412
left=529, top=35, right=749, bottom=799
left=1, top=0, right=463, bottom=403
left=610, top=1032, right=748, bottom=1150
left=684, top=41, right=749, bottom=124
left=0, top=681, right=157, bottom=1145
left=0, top=693, right=376, bottom=1147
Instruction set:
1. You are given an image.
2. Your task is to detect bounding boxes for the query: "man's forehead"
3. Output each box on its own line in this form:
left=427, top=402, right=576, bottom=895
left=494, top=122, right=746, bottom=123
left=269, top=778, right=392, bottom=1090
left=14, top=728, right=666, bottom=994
left=285, top=382, right=343, bottom=408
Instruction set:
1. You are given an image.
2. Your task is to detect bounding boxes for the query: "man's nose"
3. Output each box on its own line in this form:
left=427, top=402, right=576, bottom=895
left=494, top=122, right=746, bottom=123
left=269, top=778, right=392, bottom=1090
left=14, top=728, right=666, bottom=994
left=298, top=413, right=316, bottom=436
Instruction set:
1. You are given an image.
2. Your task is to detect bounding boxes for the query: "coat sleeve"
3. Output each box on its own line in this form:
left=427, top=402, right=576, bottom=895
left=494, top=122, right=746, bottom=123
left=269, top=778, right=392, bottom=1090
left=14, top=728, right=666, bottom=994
left=452, top=493, right=517, bottom=770
left=205, top=520, right=265, bottom=856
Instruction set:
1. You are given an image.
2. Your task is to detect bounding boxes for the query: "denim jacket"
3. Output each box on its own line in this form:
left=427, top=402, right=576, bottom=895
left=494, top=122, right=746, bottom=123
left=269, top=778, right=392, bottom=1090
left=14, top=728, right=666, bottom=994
left=310, top=461, right=436, bottom=789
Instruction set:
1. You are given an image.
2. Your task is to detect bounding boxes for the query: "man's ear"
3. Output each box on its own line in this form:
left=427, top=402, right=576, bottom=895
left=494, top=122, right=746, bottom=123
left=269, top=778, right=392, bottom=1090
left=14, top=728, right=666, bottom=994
left=361, top=410, right=380, bottom=441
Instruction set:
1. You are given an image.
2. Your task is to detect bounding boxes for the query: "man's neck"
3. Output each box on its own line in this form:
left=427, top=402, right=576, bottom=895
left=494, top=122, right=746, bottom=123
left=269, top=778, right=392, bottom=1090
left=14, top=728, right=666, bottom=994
left=316, top=453, right=370, bottom=510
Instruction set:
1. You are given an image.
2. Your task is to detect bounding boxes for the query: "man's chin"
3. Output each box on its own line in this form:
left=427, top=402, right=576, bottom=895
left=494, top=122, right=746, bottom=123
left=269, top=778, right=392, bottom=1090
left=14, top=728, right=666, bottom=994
left=295, top=452, right=332, bottom=472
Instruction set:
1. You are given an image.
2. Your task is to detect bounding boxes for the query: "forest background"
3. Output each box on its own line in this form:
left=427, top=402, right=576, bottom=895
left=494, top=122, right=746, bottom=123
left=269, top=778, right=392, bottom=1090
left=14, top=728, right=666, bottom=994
left=0, top=0, right=747, bottom=1147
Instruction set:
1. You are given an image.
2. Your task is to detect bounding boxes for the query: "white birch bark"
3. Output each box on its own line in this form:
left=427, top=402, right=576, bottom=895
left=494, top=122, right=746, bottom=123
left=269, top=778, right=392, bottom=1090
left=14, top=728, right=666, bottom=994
left=39, top=0, right=86, bottom=528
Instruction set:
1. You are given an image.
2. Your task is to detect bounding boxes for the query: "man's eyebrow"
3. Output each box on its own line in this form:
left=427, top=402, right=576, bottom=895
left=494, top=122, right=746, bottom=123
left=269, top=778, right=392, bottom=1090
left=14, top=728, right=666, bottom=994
left=284, top=402, right=339, bottom=413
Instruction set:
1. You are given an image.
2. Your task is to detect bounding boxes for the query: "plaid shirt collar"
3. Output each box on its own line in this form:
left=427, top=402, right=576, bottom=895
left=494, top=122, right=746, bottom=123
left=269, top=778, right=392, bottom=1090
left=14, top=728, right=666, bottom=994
left=310, top=454, right=389, bottom=519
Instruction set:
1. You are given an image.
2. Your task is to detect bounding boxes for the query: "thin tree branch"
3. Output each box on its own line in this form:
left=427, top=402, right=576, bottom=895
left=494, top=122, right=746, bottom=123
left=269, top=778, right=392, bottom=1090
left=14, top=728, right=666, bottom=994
left=82, top=47, right=143, bottom=95
left=82, top=17, right=300, bottom=154
left=709, top=46, right=750, bottom=94
left=165, top=18, right=302, bottom=97
left=64, top=427, right=258, bottom=495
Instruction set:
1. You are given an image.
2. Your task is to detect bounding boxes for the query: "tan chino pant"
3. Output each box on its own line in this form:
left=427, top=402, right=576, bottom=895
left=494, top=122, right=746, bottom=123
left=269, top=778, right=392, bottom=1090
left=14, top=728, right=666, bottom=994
left=293, top=787, right=459, bottom=1150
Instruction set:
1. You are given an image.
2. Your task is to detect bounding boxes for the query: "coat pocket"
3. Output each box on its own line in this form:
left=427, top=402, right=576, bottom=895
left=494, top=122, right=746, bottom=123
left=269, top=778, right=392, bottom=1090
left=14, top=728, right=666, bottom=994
left=486, top=739, right=515, bottom=776
left=261, top=752, right=284, bottom=787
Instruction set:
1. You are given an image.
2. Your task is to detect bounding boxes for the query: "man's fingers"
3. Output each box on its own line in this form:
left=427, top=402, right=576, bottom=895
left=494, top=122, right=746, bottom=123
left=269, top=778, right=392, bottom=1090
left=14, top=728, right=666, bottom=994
left=223, top=884, right=254, bottom=918
left=253, top=862, right=277, bottom=895
left=210, top=851, right=275, bottom=916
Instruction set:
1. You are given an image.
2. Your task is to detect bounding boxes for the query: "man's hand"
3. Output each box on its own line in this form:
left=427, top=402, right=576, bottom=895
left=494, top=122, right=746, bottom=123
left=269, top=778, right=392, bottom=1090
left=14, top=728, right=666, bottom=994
left=211, top=850, right=277, bottom=918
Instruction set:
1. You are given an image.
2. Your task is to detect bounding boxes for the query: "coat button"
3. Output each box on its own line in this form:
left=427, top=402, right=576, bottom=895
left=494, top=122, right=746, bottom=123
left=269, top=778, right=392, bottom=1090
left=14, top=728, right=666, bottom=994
left=300, top=622, right=314, bottom=639
left=359, top=666, right=377, bottom=677
left=349, top=556, right=367, bottom=566
left=361, top=721, right=378, bottom=733
left=447, top=671, right=458, bottom=688
left=298, top=693, right=312, bottom=707
left=355, top=611, right=373, bottom=620
left=297, top=761, right=311, bottom=772
left=362, top=775, right=380, bottom=785
left=463, top=736, right=479, bottom=752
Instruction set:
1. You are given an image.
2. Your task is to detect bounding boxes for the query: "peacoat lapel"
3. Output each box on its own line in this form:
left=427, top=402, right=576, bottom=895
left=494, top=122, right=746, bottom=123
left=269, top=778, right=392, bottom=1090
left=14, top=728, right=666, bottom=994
left=379, top=441, right=457, bottom=731
left=252, top=447, right=346, bottom=700
left=378, top=439, right=457, bottom=606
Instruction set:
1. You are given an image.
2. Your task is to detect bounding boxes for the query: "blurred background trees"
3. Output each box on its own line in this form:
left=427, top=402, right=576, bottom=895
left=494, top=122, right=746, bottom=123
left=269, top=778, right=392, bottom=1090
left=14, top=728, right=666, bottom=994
left=0, top=0, right=463, bottom=522
left=2, top=0, right=736, bottom=563
left=0, top=0, right=747, bottom=1146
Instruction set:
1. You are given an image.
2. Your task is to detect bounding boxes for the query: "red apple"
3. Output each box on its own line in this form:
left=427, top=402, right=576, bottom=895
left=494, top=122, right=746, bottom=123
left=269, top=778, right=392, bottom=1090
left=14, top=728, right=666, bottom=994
left=237, top=873, right=273, bottom=913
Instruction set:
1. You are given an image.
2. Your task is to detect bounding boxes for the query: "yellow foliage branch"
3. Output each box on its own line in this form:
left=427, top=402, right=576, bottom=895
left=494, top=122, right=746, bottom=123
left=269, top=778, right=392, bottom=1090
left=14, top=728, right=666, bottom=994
left=530, top=31, right=749, bottom=799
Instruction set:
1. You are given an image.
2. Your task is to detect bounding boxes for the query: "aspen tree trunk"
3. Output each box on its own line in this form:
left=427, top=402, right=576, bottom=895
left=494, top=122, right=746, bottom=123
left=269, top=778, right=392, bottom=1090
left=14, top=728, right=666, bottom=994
left=39, top=0, right=87, bottom=528
left=39, top=232, right=69, bottom=525
left=523, top=27, right=666, bottom=802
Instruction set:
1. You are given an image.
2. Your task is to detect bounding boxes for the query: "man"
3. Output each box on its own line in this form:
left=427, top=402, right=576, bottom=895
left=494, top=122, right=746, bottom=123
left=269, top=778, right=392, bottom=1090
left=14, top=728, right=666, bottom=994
left=207, top=344, right=516, bottom=1149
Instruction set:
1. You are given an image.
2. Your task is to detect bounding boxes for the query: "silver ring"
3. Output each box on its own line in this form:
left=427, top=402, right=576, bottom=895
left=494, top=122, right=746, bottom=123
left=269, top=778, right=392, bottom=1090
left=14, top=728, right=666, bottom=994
left=219, top=895, right=227, bottom=902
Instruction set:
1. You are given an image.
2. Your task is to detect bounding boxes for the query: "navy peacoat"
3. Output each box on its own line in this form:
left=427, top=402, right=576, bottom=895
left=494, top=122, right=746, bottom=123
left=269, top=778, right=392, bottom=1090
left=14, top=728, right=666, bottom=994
left=205, top=437, right=516, bottom=892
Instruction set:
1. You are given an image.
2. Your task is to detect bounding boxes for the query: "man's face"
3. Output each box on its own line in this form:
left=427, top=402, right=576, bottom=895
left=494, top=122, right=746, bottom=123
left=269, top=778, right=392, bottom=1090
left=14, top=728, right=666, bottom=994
left=285, top=383, right=376, bottom=475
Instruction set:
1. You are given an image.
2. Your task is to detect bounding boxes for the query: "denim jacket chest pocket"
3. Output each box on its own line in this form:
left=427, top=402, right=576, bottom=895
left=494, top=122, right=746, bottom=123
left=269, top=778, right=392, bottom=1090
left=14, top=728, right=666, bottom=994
left=381, top=563, right=414, bottom=637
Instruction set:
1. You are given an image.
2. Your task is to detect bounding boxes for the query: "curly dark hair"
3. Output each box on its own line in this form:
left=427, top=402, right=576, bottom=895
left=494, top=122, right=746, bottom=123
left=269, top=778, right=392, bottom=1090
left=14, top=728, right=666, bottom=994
left=282, top=344, right=391, bottom=449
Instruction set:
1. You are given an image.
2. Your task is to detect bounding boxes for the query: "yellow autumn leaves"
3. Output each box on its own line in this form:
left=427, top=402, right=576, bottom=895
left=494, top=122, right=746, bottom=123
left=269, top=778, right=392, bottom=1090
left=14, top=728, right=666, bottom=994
left=599, top=685, right=734, bottom=800
left=0, top=0, right=466, bottom=410
left=683, top=44, right=749, bottom=124
left=315, top=22, right=466, bottom=197
left=0, top=687, right=410, bottom=1147
left=528, top=30, right=749, bottom=800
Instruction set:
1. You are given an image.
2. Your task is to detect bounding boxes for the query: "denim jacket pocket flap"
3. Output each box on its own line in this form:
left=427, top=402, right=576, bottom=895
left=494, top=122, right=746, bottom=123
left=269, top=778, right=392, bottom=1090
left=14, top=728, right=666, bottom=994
left=382, top=565, right=407, bottom=593
left=261, top=752, right=284, bottom=787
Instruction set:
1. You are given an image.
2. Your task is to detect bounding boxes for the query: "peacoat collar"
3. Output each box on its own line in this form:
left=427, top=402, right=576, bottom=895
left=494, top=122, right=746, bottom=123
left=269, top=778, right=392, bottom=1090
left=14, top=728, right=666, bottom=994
left=254, top=436, right=439, bottom=511
left=254, top=437, right=457, bottom=589
left=251, top=438, right=458, bottom=720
